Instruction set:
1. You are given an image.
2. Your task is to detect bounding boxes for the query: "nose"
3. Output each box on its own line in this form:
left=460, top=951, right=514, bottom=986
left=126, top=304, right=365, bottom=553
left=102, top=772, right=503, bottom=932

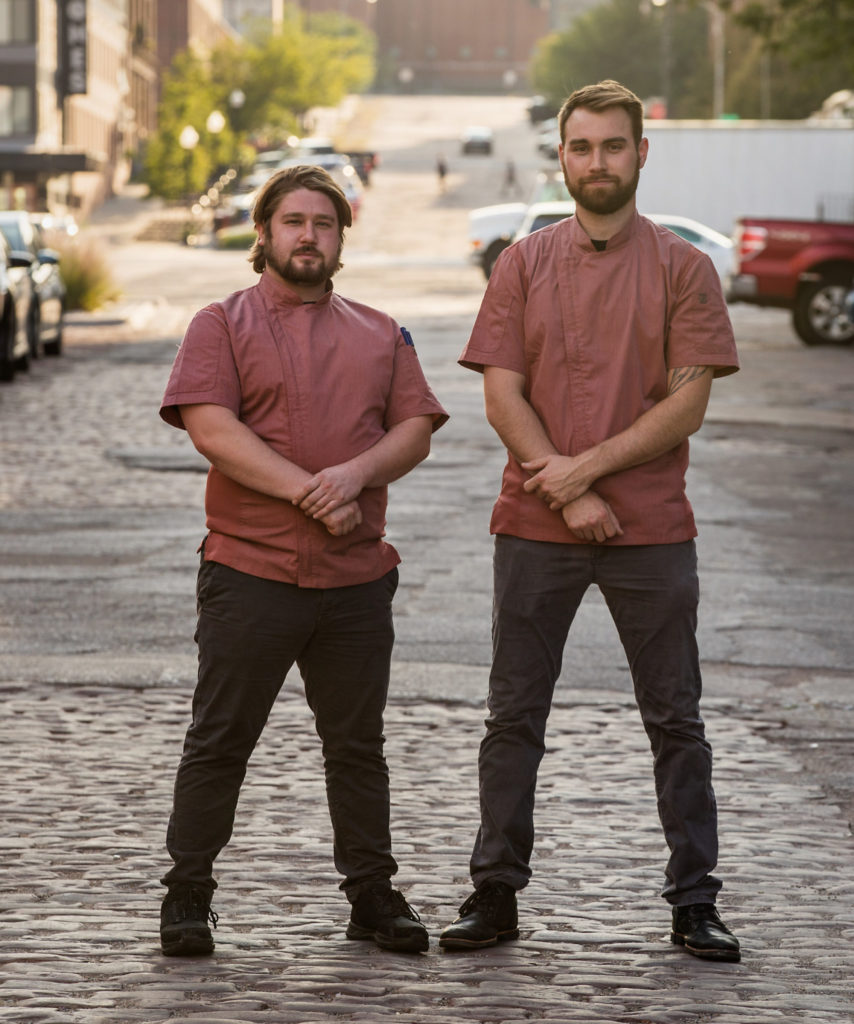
left=300, top=219, right=317, bottom=242
left=589, top=145, right=607, bottom=171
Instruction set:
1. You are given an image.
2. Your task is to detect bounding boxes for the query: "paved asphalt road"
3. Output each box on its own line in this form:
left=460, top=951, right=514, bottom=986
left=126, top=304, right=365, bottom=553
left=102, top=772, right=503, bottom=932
left=0, top=94, right=852, bottom=1023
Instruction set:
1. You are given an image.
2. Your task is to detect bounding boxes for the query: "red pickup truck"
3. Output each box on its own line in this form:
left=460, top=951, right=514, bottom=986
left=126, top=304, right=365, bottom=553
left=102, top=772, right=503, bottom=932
left=728, top=217, right=854, bottom=346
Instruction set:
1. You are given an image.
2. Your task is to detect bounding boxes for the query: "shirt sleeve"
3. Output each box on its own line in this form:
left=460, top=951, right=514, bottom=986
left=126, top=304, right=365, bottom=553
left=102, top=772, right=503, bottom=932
left=666, top=247, right=739, bottom=378
left=159, top=304, right=242, bottom=429
left=459, top=246, right=528, bottom=375
left=383, top=324, right=449, bottom=432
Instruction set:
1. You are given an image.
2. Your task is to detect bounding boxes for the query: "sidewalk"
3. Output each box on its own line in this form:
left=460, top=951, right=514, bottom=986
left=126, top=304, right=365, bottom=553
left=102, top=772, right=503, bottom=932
left=2, top=677, right=853, bottom=1023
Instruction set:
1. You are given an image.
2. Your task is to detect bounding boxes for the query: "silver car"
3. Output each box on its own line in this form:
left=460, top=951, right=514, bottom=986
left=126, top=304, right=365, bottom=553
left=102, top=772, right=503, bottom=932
left=0, top=232, right=35, bottom=382
left=0, top=210, right=66, bottom=358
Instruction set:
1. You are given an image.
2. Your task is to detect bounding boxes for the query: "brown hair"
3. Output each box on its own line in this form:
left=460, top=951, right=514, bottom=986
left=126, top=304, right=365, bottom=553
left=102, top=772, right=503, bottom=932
left=249, top=164, right=353, bottom=274
left=558, top=80, right=644, bottom=148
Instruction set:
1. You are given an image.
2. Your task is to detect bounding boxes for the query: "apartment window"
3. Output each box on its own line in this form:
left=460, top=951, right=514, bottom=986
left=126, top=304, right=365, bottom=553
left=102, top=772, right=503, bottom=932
left=0, top=0, right=34, bottom=44
left=0, top=85, right=31, bottom=135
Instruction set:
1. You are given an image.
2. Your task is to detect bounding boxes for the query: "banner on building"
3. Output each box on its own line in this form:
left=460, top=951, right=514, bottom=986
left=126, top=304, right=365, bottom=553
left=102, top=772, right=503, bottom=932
left=58, top=0, right=88, bottom=96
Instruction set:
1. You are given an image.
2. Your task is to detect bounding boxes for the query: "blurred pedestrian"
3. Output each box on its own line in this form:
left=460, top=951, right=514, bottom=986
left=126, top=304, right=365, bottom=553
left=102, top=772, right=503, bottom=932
left=158, top=164, right=447, bottom=957
left=440, top=80, right=741, bottom=963
left=436, top=153, right=448, bottom=192
left=500, top=158, right=521, bottom=197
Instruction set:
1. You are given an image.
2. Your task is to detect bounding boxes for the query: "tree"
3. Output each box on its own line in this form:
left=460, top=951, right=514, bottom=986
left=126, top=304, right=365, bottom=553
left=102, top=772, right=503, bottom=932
left=530, top=0, right=854, bottom=121
left=143, top=4, right=376, bottom=200
left=530, top=0, right=714, bottom=119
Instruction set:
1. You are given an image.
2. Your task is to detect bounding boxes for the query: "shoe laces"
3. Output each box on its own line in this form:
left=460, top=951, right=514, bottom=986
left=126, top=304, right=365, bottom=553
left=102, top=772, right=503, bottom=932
left=458, top=882, right=512, bottom=920
left=166, top=886, right=218, bottom=929
left=368, top=885, right=421, bottom=923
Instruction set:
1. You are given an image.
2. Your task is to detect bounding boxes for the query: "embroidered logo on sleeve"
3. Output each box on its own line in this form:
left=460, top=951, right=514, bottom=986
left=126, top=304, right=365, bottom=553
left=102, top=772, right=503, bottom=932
left=400, top=326, right=416, bottom=351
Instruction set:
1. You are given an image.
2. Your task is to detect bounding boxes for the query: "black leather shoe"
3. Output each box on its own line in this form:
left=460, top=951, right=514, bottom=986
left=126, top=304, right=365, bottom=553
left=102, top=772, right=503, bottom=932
left=439, top=881, right=519, bottom=950
left=160, top=885, right=218, bottom=957
left=346, top=882, right=429, bottom=953
left=671, top=903, right=740, bottom=962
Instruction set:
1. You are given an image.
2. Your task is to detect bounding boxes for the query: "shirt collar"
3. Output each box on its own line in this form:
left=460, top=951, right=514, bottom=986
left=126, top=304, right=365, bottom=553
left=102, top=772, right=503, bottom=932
left=258, top=269, right=335, bottom=307
left=569, top=208, right=640, bottom=253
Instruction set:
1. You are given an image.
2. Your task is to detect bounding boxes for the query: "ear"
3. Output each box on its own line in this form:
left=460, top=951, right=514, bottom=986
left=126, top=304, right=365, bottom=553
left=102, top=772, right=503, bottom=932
left=638, top=137, right=649, bottom=168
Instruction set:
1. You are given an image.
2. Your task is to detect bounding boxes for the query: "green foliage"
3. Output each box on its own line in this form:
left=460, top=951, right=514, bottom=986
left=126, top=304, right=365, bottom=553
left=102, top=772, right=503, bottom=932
left=54, top=238, right=121, bottom=312
left=530, top=0, right=853, bottom=120
left=142, top=4, right=376, bottom=200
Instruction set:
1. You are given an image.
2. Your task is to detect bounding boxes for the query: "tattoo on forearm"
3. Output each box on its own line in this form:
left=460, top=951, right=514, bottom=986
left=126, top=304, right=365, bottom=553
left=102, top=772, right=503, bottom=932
left=668, top=365, right=709, bottom=394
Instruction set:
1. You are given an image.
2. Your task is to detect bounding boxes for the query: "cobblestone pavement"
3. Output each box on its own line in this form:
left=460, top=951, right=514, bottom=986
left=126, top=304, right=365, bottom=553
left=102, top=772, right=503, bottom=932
left=2, top=682, right=853, bottom=1024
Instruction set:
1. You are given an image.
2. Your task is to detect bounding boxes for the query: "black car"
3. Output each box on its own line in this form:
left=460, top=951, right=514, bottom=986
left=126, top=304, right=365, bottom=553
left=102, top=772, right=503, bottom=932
left=0, top=211, right=65, bottom=358
left=0, top=233, right=35, bottom=382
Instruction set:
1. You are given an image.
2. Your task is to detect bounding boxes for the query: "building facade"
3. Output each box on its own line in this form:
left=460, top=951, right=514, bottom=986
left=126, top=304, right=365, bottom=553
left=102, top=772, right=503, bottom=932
left=0, top=0, right=229, bottom=217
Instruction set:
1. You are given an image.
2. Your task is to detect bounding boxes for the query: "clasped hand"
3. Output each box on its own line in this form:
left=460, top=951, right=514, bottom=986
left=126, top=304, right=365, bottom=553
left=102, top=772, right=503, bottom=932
left=521, top=454, right=590, bottom=510
left=292, top=463, right=365, bottom=536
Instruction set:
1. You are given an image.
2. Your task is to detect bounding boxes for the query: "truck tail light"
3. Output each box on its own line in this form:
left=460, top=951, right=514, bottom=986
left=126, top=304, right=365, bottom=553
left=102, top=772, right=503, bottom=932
left=734, top=224, right=768, bottom=263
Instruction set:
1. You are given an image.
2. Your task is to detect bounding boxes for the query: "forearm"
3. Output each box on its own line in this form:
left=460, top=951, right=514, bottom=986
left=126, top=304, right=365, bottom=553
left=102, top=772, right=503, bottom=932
left=578, top=367, right=713, bottom=483
left=294, top=415, right=433, bottom=518
left=181, top=403, right=311, bottom=502
left=483, top=367, right=557, bottom=463
left=347, top=415, right=433, bottom=489
left=523, top=367, right=713, bottom=509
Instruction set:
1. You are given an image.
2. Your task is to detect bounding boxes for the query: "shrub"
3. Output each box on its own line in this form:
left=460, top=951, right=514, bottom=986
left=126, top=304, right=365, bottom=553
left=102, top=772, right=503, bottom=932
left=55, top=238, right=122, bottom=311
left=215, top=225, right=255, bottom=250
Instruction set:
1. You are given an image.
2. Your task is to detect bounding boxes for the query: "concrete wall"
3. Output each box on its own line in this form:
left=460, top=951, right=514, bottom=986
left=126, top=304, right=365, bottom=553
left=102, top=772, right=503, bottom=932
left=636, top=120, right=854, bottom=236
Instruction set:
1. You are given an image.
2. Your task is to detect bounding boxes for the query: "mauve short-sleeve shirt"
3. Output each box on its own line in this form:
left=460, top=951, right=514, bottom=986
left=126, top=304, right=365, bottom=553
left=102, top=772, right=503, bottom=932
left=459, top=211, right=739, bottom=546
left=161, top=271, right=448, bottom=587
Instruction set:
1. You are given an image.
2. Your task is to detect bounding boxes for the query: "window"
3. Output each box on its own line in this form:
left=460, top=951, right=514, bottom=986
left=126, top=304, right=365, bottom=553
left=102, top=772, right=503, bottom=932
left=0, top=0, right=34, bottom=44
left=0, top=85, right=31, bottom=135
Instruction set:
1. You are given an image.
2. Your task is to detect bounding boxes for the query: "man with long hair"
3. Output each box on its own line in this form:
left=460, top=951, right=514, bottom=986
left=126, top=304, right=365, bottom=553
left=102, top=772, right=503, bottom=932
left=158, top=165, right=447, bottom=956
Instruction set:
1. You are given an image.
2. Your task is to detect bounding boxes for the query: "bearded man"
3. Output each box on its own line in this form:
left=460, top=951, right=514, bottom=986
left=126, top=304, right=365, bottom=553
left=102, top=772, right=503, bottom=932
left=439, top=80, right=741, bottom=963
left=158, top=165, right=447, bottom=957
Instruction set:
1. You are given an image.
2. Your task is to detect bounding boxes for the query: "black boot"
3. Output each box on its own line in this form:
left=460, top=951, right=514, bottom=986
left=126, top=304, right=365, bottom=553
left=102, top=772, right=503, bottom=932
left=439, top=881, right=519, bottom=950
left=671, top=903, right=740, bottom=962
left=346, top=882, right=429, bottom=953
left=160, top=885, right=218, bottom=957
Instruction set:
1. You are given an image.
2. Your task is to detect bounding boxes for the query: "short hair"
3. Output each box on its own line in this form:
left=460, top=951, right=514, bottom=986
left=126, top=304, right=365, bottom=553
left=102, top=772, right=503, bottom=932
left=558, top=80, right=644, bottom=149
left=249, top=164, right=353, bottom=274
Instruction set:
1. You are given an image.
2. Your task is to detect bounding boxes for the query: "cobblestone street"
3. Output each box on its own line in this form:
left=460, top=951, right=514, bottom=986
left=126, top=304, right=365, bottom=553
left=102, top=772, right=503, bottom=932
left=3, top=683, right=853, bottom=1023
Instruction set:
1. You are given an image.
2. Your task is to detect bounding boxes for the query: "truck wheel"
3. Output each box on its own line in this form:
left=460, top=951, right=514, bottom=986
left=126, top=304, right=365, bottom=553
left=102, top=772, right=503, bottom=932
left=792, top=278, right=854, bottom=346
left=482, top=239, right=511, bottom=280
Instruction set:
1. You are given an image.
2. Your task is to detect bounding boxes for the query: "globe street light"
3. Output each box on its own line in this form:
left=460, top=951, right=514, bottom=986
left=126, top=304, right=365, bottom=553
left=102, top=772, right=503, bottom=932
left=178, top=124, right=200, bottom=199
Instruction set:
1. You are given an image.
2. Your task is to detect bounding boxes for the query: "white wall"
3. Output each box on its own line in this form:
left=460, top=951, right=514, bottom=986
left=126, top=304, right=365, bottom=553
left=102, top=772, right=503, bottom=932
left=636, top=120, right=854, bottom=236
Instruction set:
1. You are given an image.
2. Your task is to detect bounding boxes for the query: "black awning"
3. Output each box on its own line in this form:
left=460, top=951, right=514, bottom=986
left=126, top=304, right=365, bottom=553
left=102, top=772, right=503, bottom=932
left=0, top=150, right=102, bottom=175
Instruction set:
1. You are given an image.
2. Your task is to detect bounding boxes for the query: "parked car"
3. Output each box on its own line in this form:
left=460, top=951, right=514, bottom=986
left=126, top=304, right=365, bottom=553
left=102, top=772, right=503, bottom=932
left=0, top=232, right=34, bottom=382
left=468, top=168, right=569, bottom=279
left=276, top=154, right=365, bottom=221
left=509, top=204, right=735, bottom=292
left=512, top=200, right=575, bottom=240
left=527, top=96, right=559, bottom=125
left=728, top=216, right=854, bottom=346
left=0, top=211, right=65, bottom=357
left=646, top=214, right=735, bottom=291
left=461, top=126, right=494, bottom=155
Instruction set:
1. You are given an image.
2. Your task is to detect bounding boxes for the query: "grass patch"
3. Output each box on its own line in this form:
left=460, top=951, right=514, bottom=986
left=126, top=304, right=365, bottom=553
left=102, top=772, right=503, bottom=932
left=55, top=238, right=122, bottom=311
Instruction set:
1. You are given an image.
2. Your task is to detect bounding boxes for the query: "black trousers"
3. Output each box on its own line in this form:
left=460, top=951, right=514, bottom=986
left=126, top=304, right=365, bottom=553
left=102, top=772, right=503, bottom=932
left=472, top=536, right=723, bottom=906
left=163, top=559, right=400, bottom=896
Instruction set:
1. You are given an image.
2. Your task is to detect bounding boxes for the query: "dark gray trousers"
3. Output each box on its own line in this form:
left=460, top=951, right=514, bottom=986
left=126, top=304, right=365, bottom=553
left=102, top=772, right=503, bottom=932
left=471, top=535, right=723, bottom=906
left=163, top=559, right=399, bottom=896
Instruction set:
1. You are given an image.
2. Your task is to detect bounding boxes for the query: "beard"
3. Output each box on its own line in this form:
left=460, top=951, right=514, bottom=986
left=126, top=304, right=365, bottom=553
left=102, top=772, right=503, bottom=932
left=563, top=156, right=641, bottom=216
left=266, top=244, right=341, bottom=287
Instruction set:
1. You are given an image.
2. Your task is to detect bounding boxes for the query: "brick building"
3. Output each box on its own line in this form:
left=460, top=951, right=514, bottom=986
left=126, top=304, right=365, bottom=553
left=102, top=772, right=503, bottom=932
left=0, top=0, right=228, bottom=216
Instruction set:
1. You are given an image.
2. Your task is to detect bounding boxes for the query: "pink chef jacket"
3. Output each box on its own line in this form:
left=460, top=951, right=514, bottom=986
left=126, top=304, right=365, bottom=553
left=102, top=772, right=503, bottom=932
left=161, top=271, right=448, bottom=587
left=459, top=211, right=739, bottom=546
